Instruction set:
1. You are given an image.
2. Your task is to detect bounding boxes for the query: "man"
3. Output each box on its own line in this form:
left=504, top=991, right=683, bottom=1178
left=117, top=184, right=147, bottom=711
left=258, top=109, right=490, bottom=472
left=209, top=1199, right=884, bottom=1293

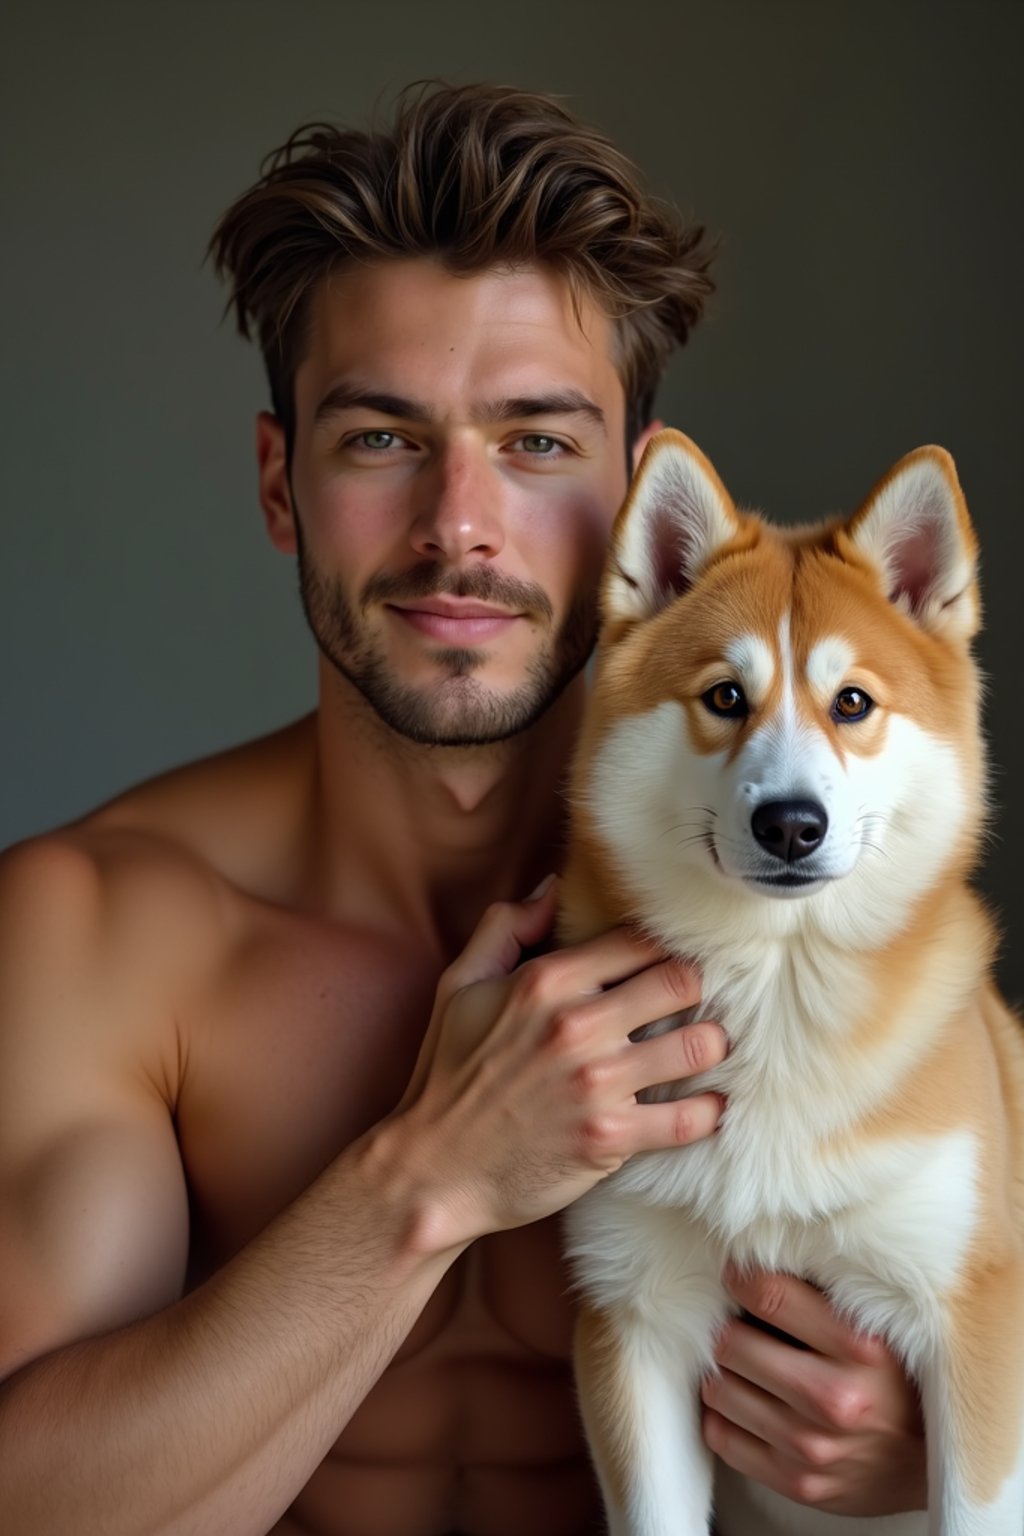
left=0, top=84, right=925, bottom=1535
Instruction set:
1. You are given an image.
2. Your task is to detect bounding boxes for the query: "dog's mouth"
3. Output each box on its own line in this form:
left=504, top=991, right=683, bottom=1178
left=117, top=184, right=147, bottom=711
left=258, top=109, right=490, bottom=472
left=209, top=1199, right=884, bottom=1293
left=749, top=871, right=826, bottom=889
left=741, top=867, right=835, bottom=899
left=707, top=838, right=835, bottom=896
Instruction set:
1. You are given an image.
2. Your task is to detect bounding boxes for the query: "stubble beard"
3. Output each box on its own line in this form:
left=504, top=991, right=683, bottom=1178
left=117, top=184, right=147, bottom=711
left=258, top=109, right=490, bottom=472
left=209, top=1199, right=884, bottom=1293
left=296, top=544, right=599, bottom=748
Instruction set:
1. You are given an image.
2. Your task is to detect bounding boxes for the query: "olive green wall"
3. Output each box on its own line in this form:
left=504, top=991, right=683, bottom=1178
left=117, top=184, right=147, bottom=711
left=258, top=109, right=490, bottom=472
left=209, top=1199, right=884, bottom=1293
left=3, top=0, right=1022, bottom=996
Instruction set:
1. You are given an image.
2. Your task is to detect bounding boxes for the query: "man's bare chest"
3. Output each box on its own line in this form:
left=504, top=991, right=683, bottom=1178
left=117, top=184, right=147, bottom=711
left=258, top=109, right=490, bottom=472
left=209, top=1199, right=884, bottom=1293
left=174, top=912, right=440, bottom=1255
left=171, top=910, right=578, bottom=1365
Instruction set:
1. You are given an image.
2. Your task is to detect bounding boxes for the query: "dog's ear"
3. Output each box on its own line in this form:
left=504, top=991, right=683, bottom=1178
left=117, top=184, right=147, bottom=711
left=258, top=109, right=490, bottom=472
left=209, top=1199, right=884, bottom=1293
left=604, top=430, right=742, bottom=626
left=841, top=447, right=980, bottom=641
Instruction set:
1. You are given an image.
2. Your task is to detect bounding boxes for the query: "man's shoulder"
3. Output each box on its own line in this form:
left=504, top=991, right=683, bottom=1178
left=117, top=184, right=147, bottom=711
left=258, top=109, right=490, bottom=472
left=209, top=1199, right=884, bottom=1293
left=0, top=715, right=317, bottom=1013
left=0, top=821, right=229, bottom=1019
left=78, top=712, right=316, bottom=886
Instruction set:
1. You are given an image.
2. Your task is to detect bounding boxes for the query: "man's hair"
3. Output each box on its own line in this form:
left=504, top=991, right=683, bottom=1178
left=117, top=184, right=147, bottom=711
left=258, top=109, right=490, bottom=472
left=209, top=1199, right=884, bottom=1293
left=209, top=81, right=714, bottom=453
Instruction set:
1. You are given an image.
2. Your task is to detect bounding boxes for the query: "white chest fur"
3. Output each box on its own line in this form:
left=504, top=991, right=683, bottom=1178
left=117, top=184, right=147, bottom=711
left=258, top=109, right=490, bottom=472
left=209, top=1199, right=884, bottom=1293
left=564, top=955, right=978, bottom=1536
left=573, top=944, right=980, bottom=1344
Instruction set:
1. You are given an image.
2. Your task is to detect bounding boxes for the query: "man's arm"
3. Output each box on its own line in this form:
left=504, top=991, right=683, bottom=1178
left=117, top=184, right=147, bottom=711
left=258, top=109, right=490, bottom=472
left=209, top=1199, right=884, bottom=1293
left=0, top=845, right=723, bottom=1536
left=0, top=836, right=468, bottom=1536
left=2, top=1136, right=456, bottom=1535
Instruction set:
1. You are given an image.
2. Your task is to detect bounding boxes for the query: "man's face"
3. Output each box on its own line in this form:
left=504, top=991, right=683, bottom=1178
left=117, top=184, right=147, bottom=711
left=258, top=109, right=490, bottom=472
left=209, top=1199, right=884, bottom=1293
left=278, top=259, right=632, bottom=746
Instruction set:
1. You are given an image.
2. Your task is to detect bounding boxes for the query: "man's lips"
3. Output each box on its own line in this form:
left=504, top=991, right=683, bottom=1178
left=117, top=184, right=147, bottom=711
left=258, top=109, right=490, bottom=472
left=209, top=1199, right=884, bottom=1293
left=387, top=599, right=525, bottom=643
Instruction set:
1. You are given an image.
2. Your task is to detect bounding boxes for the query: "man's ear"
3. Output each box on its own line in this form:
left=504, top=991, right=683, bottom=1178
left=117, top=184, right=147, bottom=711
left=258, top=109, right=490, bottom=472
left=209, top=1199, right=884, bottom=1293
left=257, top=411, right=298, bottom=555
left=605, top=429, right=742, bottom=626
left=631, top=418, right=665, bottom=472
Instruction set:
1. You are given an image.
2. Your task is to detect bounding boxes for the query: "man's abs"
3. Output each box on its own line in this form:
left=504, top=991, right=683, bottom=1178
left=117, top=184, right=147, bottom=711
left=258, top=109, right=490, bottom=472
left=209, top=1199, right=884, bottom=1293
left=265, top=1228, right=598, bottom=1536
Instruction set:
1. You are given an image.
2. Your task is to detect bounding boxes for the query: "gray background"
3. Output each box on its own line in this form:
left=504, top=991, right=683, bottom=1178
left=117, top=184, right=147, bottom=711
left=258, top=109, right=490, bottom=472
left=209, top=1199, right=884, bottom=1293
left=3, top=1, right=1022, bottom=998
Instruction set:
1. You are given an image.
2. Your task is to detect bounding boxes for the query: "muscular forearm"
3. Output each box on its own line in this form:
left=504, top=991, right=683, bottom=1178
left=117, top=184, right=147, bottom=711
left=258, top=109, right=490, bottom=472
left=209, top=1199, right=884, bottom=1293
left=0, top=1120, right=459, bottom=1536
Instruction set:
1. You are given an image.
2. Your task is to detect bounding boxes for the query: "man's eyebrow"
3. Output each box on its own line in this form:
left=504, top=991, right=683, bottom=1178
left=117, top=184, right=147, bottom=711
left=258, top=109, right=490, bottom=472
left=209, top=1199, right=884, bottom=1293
left=313, top=383, right=435, bottom=426
left=312, top=382, right=607, bottom=434
left=474, top=391, right=606, bottom=433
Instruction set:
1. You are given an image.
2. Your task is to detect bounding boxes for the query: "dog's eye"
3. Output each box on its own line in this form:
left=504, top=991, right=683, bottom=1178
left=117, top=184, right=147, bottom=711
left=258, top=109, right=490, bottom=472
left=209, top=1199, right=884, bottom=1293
left=702, top=681, right=748, bottom=718
left=832, top=687, right=874, bottom=722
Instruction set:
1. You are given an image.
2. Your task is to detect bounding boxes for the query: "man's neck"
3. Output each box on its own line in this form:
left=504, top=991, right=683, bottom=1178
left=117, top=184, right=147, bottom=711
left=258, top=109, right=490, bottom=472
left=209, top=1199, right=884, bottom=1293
left=300, top=663, right=585, bottom=958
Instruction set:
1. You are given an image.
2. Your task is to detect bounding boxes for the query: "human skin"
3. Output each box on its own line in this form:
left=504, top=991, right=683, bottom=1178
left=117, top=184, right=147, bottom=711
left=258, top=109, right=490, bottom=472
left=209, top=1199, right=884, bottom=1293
left=0, top=260, right=924, bottom=1535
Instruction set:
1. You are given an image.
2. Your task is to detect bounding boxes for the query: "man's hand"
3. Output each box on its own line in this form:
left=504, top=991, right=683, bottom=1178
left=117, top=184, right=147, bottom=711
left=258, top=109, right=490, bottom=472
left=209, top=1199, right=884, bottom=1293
left=701, top=1267, right=927, bottom=1515
left=393, top=878, right=727, bottom=1250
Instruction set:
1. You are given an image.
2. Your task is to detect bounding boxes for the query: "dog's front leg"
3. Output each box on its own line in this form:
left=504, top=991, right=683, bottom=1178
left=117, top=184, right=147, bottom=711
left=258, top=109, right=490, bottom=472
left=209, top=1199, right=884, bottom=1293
left=574, top=1264, right=729, bottom=1536
left=921, top=1258, right=1024, bottom=1535
left=576, top=1300, right=714, bottom=1536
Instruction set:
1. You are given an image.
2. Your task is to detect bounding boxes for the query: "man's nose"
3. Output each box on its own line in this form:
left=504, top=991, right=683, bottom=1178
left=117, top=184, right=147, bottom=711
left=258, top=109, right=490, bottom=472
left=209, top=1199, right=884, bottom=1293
left=409, top=438, right=505, bottom=562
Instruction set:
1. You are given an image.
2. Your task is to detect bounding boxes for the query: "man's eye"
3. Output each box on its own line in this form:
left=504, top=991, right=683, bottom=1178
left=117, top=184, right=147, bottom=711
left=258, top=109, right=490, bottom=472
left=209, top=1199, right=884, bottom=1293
left=517, top=434, right=562, bottom=455
left=358, top=431, right=399, bottom=450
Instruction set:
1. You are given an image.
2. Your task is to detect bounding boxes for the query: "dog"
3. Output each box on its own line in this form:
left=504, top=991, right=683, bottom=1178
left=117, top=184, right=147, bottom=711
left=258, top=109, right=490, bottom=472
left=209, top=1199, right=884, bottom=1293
left=561, top=430, right=1024, bottom=1536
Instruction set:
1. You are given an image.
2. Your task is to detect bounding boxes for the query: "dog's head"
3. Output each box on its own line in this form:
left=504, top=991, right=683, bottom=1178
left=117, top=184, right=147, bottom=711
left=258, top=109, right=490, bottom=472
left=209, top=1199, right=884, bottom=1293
left=569, top=431, right=985, bottom=948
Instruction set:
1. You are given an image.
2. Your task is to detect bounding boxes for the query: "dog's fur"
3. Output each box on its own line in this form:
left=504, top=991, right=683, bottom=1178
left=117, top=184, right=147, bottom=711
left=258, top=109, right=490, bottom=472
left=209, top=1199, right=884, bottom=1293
left=562, top=431, right=1024, bottom=1536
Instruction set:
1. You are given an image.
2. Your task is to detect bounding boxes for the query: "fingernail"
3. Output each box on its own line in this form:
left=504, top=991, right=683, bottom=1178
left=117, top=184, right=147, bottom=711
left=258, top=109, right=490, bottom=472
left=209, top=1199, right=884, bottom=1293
left=527, top=873, right=557, bottom=901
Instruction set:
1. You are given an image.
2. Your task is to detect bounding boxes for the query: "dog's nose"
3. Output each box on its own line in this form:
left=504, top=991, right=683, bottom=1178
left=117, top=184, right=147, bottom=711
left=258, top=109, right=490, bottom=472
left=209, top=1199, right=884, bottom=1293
left=751, top=800, right=829, bottom=863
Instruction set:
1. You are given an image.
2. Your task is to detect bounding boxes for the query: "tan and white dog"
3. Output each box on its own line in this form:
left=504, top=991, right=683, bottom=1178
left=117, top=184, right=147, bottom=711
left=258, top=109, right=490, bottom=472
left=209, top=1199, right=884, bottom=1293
left=562, top=431, right=1024, bottom=1536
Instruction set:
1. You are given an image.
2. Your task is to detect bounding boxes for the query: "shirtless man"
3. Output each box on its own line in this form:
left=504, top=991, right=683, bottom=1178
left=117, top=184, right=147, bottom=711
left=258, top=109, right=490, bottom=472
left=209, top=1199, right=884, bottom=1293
left=0, top=84, right=926, bottom=1536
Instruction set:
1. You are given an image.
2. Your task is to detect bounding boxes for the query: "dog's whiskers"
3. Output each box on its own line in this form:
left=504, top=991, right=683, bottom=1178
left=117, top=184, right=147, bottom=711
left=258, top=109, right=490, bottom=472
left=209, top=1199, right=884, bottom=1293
left=855, top=810, right=891, bottom=861
left=666, top=807, right=717, bottom=852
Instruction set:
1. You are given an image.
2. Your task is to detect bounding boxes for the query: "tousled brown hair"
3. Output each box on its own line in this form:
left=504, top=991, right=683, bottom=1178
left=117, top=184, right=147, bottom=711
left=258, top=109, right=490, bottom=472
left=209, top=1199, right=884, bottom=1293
left=209, top=82, right=715, bottom=453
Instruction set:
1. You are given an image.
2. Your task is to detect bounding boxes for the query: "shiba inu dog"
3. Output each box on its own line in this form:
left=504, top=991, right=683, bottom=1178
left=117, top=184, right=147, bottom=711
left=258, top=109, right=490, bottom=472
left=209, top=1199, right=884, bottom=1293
left=561, top=431, right=1024, bottom=1536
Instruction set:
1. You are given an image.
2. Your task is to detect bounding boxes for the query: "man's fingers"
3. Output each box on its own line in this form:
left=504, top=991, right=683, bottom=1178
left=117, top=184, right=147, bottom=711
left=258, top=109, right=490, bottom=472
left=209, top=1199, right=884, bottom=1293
left=623, top=1019, right=726, bottom=1092
left=702, top=1407, right=829, bottom=1507
left=625, top=1091, right=724, bottom=1152
left=445, top=879, right=560, bottom=989
left=446, top=894, right=678, bottom=998
left=714, top=1311, right=830, bottom=1421
left=576, top=1092, right=723, bottom=1163
left=574, top=953, right=703, bottom=1043
left=713, top=1312, right=876, bottom=1430
left=701, top=1367, right=841, bottom=1470
left=553, top=927, right=686, bottom=997
left=722, top=1267, right=886, bottom=1367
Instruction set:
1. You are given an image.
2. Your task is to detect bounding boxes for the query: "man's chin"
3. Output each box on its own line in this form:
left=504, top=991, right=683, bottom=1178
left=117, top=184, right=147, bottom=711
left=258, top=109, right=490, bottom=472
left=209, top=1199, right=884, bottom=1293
left=369, top=693, right=552, bottom=748
left=337, top=657, right=584, bottom=747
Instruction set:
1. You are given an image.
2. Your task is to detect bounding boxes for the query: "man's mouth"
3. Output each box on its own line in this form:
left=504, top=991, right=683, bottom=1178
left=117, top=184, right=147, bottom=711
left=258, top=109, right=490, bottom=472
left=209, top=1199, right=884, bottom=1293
left=388, top=599, right=524, bottom=643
